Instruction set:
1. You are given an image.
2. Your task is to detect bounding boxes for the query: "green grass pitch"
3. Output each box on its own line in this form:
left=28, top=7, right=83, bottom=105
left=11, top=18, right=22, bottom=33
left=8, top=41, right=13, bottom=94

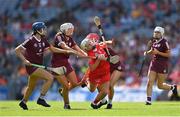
left=0, top=101, right=180, bottom=116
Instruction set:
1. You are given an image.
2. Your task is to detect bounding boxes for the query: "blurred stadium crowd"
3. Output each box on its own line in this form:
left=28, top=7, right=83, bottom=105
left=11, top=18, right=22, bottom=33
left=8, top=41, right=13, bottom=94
left=0, top=0, right=180, bottom=100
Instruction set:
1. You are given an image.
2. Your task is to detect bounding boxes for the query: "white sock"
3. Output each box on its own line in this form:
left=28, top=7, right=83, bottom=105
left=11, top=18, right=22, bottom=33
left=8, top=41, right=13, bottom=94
left=39, top=95, right=45, bottom=99
left=108, top=99, right=112, bottom=104
left=101, top=98, right=107, bottom=103
left=22, top=99, right=26, bottom=104
left=171, top=85, right=175, bottom=90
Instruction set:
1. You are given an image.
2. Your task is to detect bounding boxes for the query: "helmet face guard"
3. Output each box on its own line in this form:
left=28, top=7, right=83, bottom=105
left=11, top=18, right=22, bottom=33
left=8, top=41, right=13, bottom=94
left=60, top=23, right=74, bottom=33
left=86, top=33, right=100, bottom=45
left=32, top=22, right=47, bottom=36
left=81, top=38, right=95, bottom=51
left=153, top=26, right=164, bottom=39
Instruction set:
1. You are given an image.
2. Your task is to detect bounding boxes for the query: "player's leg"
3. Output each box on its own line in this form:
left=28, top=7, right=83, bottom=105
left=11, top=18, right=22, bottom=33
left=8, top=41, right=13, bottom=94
left=80, top=68, right=90, bottom=87
left=55, top=75, right=71, bottom=109
left=19, top=75, right=38, bottom=110
left=88, top=82, right=98, bottom=93
left=67, top=70, right=79, bottom=88
left=88, top=81, right=98, bottom=109
left=91, top=81, right=109, bottom=109
left=157, top=73, right=178, bottom=96
left=107, top=70, right=123, bottom=109
left=31, top=68, right=54, bottom=107
left=146, top=70, right=157, bottom=105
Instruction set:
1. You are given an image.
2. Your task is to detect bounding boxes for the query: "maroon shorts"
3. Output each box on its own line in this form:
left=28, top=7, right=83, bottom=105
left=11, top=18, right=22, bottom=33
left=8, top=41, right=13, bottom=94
left=110, top=61, right=125, bottom=74
left=89, top=73, right=110, bottom=85
left=25, top=66, right=38, bottom=75
left=149, top=61, right=168, bottom=74
left=52, top=61, right=73, bottom=76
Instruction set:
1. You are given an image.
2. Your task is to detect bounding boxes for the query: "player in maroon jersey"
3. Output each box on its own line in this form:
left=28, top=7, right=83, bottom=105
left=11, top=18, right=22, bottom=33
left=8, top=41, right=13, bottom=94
left=81, top=33, right=125, bottom=109
left=51, top=23, right=87, bottom=109
left=15, top=22, right=74, bottom=110
left=145, top=26, right=179, bottom=105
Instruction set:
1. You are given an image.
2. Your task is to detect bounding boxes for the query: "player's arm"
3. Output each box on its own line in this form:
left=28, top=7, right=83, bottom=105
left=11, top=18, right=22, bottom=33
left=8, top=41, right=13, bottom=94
left=152, top=41, right=170, bottom=57
left=48, top=45, right=74, bottom=54
left=89, top=59, right=101, bottom=71
left=15, top=45, right=31, bottom=65
left=89, top=54, right=108, bottom=71
left=59, top=42, right=88, bottom=57
left=99, top=40, right=113, bottom=46
left=155, top=49, right=171, bottom=58
left=144, top=40, right=154, bottom=55
left=145, top=48, right=153, bottom=55
left=72, top=45, right=88, bottom=56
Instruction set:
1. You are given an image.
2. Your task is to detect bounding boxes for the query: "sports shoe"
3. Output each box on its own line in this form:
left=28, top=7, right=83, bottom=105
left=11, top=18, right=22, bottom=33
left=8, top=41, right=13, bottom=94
left=58, top=88, right=63, bottom=96
left=81, top=83, right=87, bottom=88
left=145, top=101, right=152, bottom=105
left=64, top=104, right=71, bottom=109
left=37, top=98, right=51, bottom=107
left=106, top=103, right=112, bottom=109
left=98, top=100, right=107, bottom=108
left=19, top=101, right=28, bottom=110
left=91, top=102, right=99, bottom=109
left=172, top=85, right=178, bottom=96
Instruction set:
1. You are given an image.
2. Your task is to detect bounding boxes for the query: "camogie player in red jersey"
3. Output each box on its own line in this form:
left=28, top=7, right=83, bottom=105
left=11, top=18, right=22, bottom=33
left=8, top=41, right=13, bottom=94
left=51, top=23, right=87, bottom=109
left=82, top=33, right=125, bottom=109
left=145, top=26, right=179, bottom=105
left=81, top=35, right=112, bottom=109
left=15, top=22, right=74, bottom=110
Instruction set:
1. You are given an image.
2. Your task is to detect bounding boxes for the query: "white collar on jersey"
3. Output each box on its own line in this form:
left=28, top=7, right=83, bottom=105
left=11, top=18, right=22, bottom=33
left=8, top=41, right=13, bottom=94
left=33, top=35, right=41, bottom=42
left=155, top=38, right=163, bottom=44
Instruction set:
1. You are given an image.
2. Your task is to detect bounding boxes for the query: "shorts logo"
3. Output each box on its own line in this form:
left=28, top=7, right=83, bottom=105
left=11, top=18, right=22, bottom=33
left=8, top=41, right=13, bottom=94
left=69, top=42, right=72, bottom=46
left=118, top=66, right=122, bottom=70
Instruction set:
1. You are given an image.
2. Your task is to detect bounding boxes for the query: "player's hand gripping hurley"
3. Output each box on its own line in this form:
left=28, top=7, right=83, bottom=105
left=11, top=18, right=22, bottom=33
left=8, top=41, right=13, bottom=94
left=94, top=16, right=119, bottom=64
left=138, top=39, right=153, bottom=77
left=94, top=16, right=111, bottom=56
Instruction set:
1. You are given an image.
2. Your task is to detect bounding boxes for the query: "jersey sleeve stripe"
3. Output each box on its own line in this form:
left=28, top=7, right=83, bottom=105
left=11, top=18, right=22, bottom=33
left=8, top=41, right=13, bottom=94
left=20, top=44, right=26, bottom=50
left=165, top=42, right=170, bottom=50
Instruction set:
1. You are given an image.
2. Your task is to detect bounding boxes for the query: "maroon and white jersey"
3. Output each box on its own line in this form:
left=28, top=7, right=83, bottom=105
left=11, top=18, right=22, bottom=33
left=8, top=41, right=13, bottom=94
left=149, top=38, right=170, bottom=74
left=21, top=35, right=50, bottom=64
left=151, top=38, right=170, bottom=62
left=51, top=33, right=76, bottom=67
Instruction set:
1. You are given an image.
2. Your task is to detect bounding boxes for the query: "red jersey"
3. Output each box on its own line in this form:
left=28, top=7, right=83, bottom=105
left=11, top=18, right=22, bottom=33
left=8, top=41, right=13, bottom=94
left=51, top=33, right=76, bottom=67
left=87, top=44, right=110, bottom=79
left=21, top=35, right=50, bottom=64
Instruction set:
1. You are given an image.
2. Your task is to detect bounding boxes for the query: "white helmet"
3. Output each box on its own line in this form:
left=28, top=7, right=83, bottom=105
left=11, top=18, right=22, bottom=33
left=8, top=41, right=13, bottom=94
left=80, top=38, right=89, bottom=51
left=60, top=23, right=74, bottom=32
left=154, top=26, right=164, bottom=36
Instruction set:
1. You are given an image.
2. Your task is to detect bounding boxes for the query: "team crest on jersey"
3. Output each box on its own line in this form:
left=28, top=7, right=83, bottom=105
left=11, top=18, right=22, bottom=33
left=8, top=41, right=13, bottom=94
left=154, top=44, right=161, bottom=48
left=34, top=43, right=38, bottom=47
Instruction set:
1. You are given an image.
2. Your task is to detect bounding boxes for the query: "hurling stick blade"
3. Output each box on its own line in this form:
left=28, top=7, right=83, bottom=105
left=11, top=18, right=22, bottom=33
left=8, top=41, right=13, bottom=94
left=94, top=16, right=101, bottom=27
